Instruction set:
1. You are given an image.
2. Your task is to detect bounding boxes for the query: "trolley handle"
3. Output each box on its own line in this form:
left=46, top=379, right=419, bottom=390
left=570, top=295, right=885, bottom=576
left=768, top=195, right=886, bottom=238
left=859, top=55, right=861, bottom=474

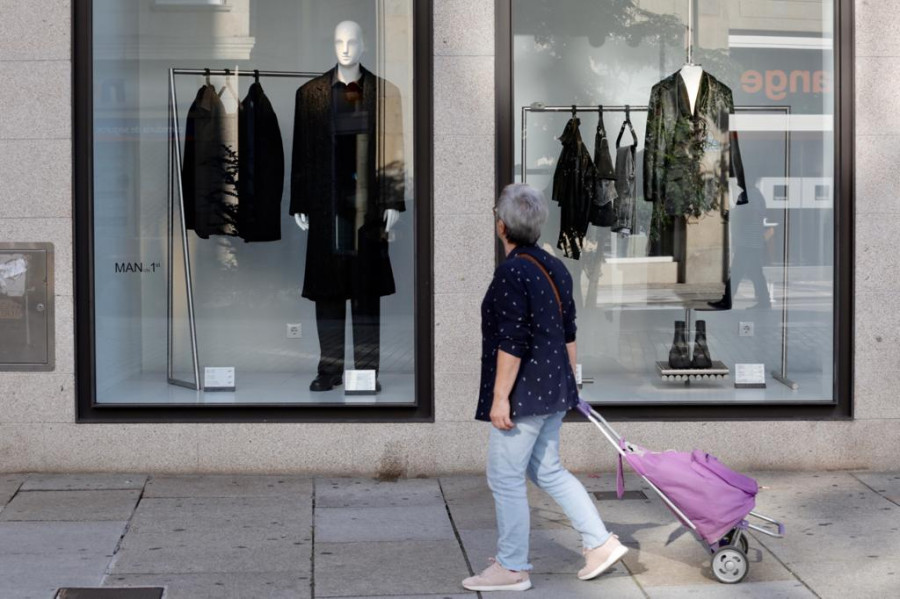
left=747, top=511, right=785, bottom=538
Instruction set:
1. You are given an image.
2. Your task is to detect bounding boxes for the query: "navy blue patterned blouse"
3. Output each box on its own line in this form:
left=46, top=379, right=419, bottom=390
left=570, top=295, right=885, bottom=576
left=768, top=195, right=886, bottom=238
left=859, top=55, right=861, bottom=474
left=476, top=245, right=579, bottom=421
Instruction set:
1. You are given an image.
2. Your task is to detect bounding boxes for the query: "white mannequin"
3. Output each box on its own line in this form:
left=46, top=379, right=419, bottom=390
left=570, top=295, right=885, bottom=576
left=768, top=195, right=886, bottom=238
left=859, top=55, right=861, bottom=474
left=679, top=63, right=704, bottom=115
left=294, top=20, right=400, bottom=233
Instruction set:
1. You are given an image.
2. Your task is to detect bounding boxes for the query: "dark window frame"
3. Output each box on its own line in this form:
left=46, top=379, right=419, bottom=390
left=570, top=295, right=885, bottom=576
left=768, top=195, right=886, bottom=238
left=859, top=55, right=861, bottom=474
left=73, top=0, right=435, bottom=423
left=495, top=0, right=854, bottom=421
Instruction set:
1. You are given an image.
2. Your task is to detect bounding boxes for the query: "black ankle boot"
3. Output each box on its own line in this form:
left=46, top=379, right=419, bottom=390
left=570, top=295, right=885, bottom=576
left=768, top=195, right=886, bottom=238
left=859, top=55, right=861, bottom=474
left=668, top=321, right=691, bottom=369
left=691, top=320, right=713, bottom=369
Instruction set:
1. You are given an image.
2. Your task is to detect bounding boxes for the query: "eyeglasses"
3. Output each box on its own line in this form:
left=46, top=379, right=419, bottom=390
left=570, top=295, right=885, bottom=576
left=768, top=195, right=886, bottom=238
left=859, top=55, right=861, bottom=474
left=492, top=207, right=499, bottom=219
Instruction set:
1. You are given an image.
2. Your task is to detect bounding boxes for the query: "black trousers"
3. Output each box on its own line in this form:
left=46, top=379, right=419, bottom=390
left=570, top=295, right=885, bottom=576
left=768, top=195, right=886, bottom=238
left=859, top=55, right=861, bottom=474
left=315, top=296, right=380, bottom=376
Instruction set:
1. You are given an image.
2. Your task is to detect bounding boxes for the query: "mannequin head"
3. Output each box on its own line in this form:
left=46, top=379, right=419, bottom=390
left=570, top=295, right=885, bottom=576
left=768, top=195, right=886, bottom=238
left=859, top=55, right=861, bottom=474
left=334, top=21, right=365, bottom=68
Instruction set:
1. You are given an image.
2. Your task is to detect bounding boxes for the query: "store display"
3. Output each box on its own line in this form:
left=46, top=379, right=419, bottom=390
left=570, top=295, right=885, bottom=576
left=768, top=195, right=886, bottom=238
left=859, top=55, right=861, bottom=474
left=237, top=78, right=284, bottom=242
left=590, top=108, right=617, bottom=227
left=552, top=114, right=597, bottom=259
left=613, top=144, right=636, bottom=234
left=668, top=320, right=691, bottom=369
left=290, top=20, right=406, bottom=391
left=691, top=320, right=713, bottom=369
left=182, top=81, right=239, bottom=238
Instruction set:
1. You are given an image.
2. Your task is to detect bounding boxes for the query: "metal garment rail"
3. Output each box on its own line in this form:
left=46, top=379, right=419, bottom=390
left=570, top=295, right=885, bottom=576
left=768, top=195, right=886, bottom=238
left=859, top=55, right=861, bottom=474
left=166, top=67, right=321, bottom=391
left=521, top=102, right=797, bottom=391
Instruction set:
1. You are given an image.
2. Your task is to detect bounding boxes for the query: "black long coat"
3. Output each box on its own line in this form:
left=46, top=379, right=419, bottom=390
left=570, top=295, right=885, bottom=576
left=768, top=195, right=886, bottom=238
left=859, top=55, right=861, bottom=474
left=290, top=66, right=406, bottom=301
left=238, top=82, right=284, bottom=242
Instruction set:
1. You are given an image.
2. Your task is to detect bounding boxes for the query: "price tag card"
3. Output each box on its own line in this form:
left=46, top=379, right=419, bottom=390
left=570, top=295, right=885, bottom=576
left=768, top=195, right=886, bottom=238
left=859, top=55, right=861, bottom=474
left=575, top=363, right=583, bottom=386
left=734, top=363, right=766, bottom=389
left=204, top=367, right=235, bottom=392
left=345, top=369, right=377, bottom=395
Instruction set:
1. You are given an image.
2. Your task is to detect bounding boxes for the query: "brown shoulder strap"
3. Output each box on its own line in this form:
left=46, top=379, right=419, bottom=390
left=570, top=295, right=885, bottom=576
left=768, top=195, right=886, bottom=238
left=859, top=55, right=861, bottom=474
left=518, top=254, right=563, bottom=317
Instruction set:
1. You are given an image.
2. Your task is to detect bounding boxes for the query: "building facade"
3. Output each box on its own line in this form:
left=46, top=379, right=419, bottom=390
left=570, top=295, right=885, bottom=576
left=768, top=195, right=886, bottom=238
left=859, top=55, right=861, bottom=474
left=0, top=0, right=896, bottom=475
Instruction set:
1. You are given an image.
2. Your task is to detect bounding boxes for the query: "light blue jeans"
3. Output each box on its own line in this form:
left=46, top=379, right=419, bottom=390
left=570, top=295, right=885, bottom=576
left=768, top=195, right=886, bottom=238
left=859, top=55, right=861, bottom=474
left=487, top=409, right=612, bottom=571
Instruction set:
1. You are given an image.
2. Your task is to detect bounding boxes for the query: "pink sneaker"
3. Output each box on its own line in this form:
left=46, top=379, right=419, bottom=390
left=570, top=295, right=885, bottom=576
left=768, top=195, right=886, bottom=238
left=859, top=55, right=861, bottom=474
left=578, top=534, right=629, bottom=580
left=462, top=557, right=532, bottom=592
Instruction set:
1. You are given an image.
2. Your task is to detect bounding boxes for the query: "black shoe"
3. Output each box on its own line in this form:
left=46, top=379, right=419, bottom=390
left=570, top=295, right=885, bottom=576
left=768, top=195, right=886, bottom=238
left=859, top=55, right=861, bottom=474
left=668, top=321, right=691, bottom=369
left=691, top=320, right=713, bottom=369
left=310, top=374, right=343, bottom=392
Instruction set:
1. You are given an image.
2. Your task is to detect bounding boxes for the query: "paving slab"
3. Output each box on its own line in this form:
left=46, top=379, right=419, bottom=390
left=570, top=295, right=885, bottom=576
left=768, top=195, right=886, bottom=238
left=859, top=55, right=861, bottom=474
left=126, top=497, right=312, bottom=534
left=315, top=540, right=470, bottom=597
left=0, top=474, right=24, bottom=505
left=0, top=521, right=126, bottom=599
left=23, top=473, right=147, bottom=491
left=487, top=572, right=644, bottom=598
left=144, top=475, right=312, bottom=498
left=0, top=490, right=141, bottom=521
left=644, top=580, right=815, bottom=598
left=317, top=477, right=444, bottom=508
left=459, top=527, right=613, bottom=575
left=852, top=471, right=900, bottom=504
left=784, top=558, right=900, bottom=599
left=337, top=595, right=472, bottom=599
left=316, top=505, right=455, bottom=543
left=102, top=573, right=311, bottom=599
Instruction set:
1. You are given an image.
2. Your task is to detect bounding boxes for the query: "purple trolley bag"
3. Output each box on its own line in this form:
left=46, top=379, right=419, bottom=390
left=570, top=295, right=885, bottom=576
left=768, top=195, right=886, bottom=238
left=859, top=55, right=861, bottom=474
left=576, top=399, right=785, bottom=584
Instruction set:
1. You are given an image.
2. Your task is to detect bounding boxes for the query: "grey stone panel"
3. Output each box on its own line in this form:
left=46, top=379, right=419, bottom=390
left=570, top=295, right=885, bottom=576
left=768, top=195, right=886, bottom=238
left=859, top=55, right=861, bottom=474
left=315, top=477, right=444, bottom=508
left=434, top=371, right=482, bottom=422
left=0, top=521, right=126, bottom=599
left=0, top=374, right=76, bottom=424
left=856, top=0, right=900, bottom=57
left=0, top=424, right=44, bottom=471
left=126, top=497, right=312, bottom=535
left=434, top=213, right=495, bottom=295
left=315, top=505, right=455, bottom=543
left=314, top=540, right=470, bottom=597
left=784, top=558, right=900, bottom=599
left=102, top=573, right=311, bottom=599
left=434, top=56, right=494, bottom=136
left=0, top=139, right=72, bottom=218
left=0, top=0, right=71, bottom=61
left=487, top=572, right=644, bottom=599
left=144, top=475, right=312, bottom=498
left=434, top=0, right=495, bottom=57
left=854, top=136, right=900, bottom=215
left=855, top=216, right=900, bottom=292
left=22, top=474, right=147, bottom=491
left=434, top=134, right=496, bottom=216
left=0, top=490, right=141, bottom=522
left=0, top=61, right=71, bottom=139
left=434, top=293, right=484, bottom=375
left=856, top=57, right=900, bottom=135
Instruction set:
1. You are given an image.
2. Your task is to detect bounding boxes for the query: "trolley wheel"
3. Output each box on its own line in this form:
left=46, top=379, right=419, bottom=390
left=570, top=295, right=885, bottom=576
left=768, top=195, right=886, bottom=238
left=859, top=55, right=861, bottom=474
left=711, top=547, right=749, bottom=584
left=719, top=530, right=750, bottom=554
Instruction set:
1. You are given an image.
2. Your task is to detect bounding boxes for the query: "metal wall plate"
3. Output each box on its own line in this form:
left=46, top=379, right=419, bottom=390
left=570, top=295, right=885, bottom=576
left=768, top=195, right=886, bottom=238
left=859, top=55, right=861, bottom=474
left=0, top=243, right=54, bottom=371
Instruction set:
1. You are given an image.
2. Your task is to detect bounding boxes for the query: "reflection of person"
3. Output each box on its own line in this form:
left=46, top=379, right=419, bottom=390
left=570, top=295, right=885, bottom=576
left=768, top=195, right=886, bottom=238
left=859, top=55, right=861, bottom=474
left=463, top=184, right=627, bottom=593
left=728, top=183, right=772, bottom=309
left=290, top=21, right=406, bottom=392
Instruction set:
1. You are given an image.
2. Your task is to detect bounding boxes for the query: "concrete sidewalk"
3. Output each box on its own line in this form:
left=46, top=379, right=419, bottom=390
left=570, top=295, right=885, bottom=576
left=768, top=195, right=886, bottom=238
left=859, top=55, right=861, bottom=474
left=0, top=471, right=897, bottom=599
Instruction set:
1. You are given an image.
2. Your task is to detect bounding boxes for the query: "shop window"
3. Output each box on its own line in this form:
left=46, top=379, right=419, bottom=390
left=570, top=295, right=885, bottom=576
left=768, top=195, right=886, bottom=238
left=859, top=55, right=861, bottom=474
left=76, top=1, right=432, bottom=419
left=501, top=0, right=849, bottom=410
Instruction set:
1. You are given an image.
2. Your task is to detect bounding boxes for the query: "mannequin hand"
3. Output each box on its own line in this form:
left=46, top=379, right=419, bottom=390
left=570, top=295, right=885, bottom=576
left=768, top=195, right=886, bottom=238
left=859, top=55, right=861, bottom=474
left=294, top=213, right=309, bottom=231
left=384, top=209, right=400, bottom=233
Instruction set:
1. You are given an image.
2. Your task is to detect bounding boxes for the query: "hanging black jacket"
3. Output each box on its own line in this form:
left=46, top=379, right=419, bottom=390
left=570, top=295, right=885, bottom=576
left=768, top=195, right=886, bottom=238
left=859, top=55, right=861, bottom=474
left=238, top=82, right=284, bottom=242
left=182, top=84, right=239, bottom=238
left=552, top=118, right=597, bottom=260
left=643, top=70, right=747, bottom=218
left=590, top=115, right=617, bottom=227
left=290, top=66, right=406, bottom=301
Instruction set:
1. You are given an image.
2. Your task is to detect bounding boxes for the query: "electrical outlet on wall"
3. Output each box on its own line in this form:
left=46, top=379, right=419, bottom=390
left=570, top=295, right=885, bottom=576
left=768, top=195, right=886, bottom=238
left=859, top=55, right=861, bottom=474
left=287, top=323, right=302, bottom=339
left=739, top=321, right=754, bottom=337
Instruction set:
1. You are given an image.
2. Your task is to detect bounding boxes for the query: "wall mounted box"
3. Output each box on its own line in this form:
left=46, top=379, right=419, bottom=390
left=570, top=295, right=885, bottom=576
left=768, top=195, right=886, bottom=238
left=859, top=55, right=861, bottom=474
left=0, top=243, right=54, bottom=371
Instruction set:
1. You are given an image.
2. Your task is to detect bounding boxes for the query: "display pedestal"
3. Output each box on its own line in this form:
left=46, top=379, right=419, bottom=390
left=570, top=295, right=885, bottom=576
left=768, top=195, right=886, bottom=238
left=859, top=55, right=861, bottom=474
left=656, top=360, right=729, bottom=384
left=596, top=257, right=679, bottom=287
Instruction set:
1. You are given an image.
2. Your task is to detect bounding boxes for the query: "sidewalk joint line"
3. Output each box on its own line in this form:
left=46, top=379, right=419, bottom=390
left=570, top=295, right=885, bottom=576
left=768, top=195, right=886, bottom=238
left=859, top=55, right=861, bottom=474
left=311, top=477, right=317, bottom=599
left=849, top=471, right=900, bottom=507
left=437, top=477, right=482, bottom=599
left=749, top=531, right=822, bottom=599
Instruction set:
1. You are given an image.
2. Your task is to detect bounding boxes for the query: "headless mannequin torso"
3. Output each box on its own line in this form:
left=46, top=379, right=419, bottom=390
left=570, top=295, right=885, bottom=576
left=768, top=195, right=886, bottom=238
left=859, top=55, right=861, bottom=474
left=294, top=20, right=400, bottom=233
left=679, top=64, right=704, bottom=115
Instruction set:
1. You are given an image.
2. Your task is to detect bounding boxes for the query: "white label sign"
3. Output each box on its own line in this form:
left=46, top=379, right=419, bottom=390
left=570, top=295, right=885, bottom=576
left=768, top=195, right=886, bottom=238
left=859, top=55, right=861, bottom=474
left=575, top=363, right=583, bottom=385
left=204, top=367, right=235, bottom=391
left=345, top=369, right=377, bottom=394
left=734, top=363, right=766, bottom=387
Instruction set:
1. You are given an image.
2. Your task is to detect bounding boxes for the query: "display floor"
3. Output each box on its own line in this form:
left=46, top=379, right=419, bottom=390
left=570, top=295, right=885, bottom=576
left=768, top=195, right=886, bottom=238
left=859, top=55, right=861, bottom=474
left=97, top=372, right=416, bottom=405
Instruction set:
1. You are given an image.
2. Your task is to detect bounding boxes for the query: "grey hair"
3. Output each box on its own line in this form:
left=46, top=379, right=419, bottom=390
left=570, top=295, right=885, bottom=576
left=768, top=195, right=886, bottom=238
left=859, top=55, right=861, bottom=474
left=496, top=183, right=548, bottom=246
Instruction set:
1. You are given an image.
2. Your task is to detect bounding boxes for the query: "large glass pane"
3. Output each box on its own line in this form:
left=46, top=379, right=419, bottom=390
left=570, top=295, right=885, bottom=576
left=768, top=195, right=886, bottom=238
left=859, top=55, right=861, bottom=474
left=92, top=0, right=416, bottom=405
left=512, top=0, right=835, bottom=404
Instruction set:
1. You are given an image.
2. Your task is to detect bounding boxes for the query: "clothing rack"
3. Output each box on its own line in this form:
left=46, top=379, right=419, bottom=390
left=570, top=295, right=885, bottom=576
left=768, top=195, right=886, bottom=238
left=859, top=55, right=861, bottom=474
left=166, top=67, right=321, bottom=391
left=520, top=102, right=797, bottom=391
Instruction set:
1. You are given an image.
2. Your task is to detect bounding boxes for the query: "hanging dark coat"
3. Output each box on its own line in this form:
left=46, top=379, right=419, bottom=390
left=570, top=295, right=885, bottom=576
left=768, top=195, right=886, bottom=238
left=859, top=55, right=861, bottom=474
left=182, top=84, right=239, bottom=238
left=290, top=66, right=406, bottom=301
left=643, top=70, right=747, bottom=218
left=238, top=81, right=284, bottom=242
left=551, top=118, right=597, bottom=260
left=590, top=115, right=617, bottom=227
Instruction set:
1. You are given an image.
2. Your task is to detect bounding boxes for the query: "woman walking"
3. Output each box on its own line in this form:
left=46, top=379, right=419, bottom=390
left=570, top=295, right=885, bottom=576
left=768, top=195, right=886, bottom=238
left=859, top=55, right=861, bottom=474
left=462, top=183, right=628, bottom=592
